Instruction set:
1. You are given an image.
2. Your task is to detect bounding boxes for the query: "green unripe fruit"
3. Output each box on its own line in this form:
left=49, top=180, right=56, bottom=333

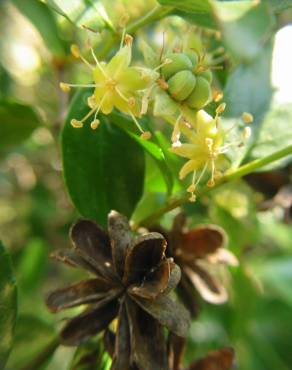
left=186, top=76, right=211, bottom=109
left=161, top=53, right=192, bottom=80
left=199, top=69, right=213, bottom=83
left=168, top=70, right=196, bottom=102
left=185, top=50, right=198, bottom=68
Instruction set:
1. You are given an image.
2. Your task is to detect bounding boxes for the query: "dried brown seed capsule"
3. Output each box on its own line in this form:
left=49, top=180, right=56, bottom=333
left=186, top=76, right=211, bottom=109
left=161, top=53, right=193, bottom=80
left=168, top=70, right=197, bottom=102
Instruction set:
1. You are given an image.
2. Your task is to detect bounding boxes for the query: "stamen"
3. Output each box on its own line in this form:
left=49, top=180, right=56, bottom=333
left=153, top=58, right=172, bottom=72
left=115, top=86, right=130, bottom=102
left=207, top=160, right=215, bottom=187
left=60, top=82, right=99, bottom=91
left=71, top=44, right=94, bottom=70
left=128, top=110, right=148, bottom=137
left=80, top=107, right=97, bottom=124
left=120, top=28, right=126, bottom=50
left=171, top=114, right=182, bottom=144
left=216, top=102, right=226, bottom=115
left=124, top=34, right=133, bottom=46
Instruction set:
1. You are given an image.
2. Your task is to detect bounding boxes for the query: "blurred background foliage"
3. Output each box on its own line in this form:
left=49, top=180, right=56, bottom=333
left=0, top=0, right=292, bottom=369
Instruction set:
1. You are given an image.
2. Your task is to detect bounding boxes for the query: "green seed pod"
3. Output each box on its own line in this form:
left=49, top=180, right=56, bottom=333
left=199, top=69, right=213, bottom=83
left=185, top=50, right=198, bottom=69
left=168, top=70, right=196, bottom=102
left=186, top=76, right=211, bottom=109
left=161, top=53, right=192, bottom=80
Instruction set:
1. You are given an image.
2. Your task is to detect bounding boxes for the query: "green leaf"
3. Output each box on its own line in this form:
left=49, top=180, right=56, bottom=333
left=12, top=0, right=66, bottom=57
left=0, top=100, right=40, bottom=153
left=223, top=42, right=273, bottom=165
left=62, top=89, right=145, bottom=226
left=45, top=0, right=114, bottom=31
left=157, top=0, right=211, bottom=13
left=6, top=315, right=56, bottom=370
left=212, top=1, right=275, bottom=61
left=0, top=241, right=17, bottom=370
left=247, top=104, right=292, bottom=169
left=69, top=340, right=111, bottom=370
left=109, top=111, right=174, bottom=196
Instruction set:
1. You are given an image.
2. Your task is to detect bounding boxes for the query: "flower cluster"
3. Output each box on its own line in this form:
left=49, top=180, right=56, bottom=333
left=60, top=30, right=253, bottom=200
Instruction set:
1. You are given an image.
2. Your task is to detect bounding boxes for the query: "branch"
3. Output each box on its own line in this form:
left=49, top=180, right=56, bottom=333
left=136, top=144, right=292, bottom=228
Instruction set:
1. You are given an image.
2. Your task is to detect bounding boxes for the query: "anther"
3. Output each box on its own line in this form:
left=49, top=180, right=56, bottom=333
left=124, top=34, right=133, bottom=46
left=140, top=131, right=152, bottom=140
left=90, top=119, right=100, bottom=130
left=216, top=102, right=226, bottom=115
left=207, top=179, right=215, bottom=187
left=59, top=82, right=71, bottom=92
left=189, top=194, right=197, bottom=202
left=242, top=112, right=254, bottom=124
left=70, top=119, right=83, bottom=128
left=71, top=44, right=80, bottom=58
left=128, top=97, right=136, bottom=107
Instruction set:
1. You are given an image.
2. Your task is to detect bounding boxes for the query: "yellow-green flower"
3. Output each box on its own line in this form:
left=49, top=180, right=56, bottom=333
left=61, top=36, right=157, bottom=138
left=170, top=107, right=228, bottom=202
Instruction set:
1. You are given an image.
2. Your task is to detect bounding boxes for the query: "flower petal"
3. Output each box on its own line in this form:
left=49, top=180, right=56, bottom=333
left=180, top=225, right=227, bottom=260
left=107, top=45, right=131, bottom=79
left=46, top=278, right=121, bottom=313
left=188, top=347, right=234, bottom=370
left=170, top=143, right=201, bottom=159
left=108, top=210, right=132, bottom=278
left=132, top=295, right=190, bottom=338
left=184, top=265, right=228, bottom=304
left=118, top=68, right=150, bottom=91
left=179, top=159, right=204, bottom=180
left=111, top=302, right=131, bottom=370
left=124, top=232, right=167, bottom=285
left=51, top=249, right=99, bottom=275
left=126, top=299, right=168, bottom=370
left=70, top=219, right=116, bottom=280
left=60, top=301, right=118, bottom=346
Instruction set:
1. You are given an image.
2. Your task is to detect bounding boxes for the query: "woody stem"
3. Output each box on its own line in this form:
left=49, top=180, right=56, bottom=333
left=134, top=144, right=292, bottom=228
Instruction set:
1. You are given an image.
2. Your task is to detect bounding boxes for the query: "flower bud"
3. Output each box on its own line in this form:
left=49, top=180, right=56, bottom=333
left=161, top=53, right=193, bottom=80
left=168, top=70, right=196, bottom=102
left=185, top=77, right=211, bottom=109
left=199, top=69, right=213, bottom=83
left=185, top=50, right=198, bottom=68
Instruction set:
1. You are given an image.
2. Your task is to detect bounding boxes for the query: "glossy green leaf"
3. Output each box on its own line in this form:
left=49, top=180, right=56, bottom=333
left=109, top=111, right=174, bottom=196
left=247, top=104, right=292, bottom=169
left=6, top=315, right=56, bottom=370
left=12, top=0, right=66, bottom=57
left=62, top=89, right=145, bottom=226
left=212, top=1, right=275, bottom=61
left=0, top=241, right=17, bottom=370
left=0, top=100, right=40, bottom=153
left=45, top=0, right=114, bottom=31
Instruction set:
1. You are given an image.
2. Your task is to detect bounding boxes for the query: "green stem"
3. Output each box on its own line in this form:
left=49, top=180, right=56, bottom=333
left=137, top=144, right=292, bottom=228
left=126, top=5, right=173, bottom=34
left=20, top=337, right=60, bottom=370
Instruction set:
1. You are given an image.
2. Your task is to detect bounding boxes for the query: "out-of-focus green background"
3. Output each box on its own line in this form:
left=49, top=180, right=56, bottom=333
left=1, top=1, right=292, bottom=369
